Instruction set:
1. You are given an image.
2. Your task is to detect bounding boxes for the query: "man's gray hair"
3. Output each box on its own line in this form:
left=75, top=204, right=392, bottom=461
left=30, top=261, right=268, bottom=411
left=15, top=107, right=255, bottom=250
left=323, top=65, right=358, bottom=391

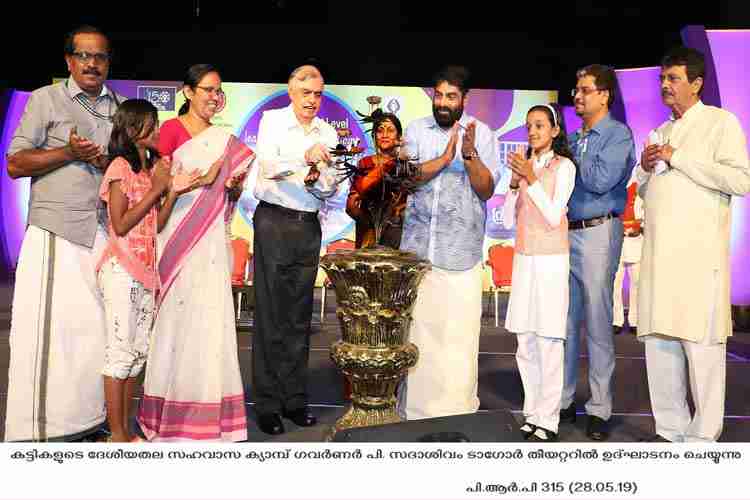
left=288, top=65, right=324, bottom=88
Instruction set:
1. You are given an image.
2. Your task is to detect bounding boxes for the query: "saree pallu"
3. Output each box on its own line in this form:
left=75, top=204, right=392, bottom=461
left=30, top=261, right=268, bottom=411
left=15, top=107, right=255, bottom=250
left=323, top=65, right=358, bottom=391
left=137, top=126, right=254, bottom=442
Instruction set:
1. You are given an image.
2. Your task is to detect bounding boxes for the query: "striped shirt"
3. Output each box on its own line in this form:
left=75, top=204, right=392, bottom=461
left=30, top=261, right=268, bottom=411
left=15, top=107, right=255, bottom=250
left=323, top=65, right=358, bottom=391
left=400, top=113, right=501, bottom=271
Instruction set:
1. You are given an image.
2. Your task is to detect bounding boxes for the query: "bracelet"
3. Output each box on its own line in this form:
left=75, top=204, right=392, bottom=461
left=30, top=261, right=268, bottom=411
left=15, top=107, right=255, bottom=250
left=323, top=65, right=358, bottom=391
left=509, top=183, right=519, bottom=190
left=462, top=149, right=479, bottom=161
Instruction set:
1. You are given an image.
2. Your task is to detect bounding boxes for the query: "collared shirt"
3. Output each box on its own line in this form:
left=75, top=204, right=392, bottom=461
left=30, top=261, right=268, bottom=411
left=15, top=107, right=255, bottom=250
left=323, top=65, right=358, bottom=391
left=8, top=78, right=122, bottom=247
left=567, top=113, right=636, bottom=221
left=400, top=113, right=501, bottom=271
left=254, top=104, right=339, bottom=212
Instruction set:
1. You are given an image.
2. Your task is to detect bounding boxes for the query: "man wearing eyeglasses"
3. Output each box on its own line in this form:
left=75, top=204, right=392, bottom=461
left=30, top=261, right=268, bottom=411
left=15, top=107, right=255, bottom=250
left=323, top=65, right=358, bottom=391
left=4, top=25, right=123, bottom=442
left=251, top=65, right=339, bottom=435
left=637, top=48, right=749, bottom=442
left=559, top=64, right=636, bottom=441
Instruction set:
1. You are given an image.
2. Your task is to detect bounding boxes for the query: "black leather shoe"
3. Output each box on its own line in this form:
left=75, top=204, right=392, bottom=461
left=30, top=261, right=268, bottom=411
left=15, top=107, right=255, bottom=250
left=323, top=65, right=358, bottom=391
left=612, top=325, right=622, bottom=335
left=586, top=415, right=610, bottom=441
left=257, top=413, right=285, bottom=435
left=639, top=433, right=671, bottom=442
left=528, top=427, right=558, bottom=442
left=519, top=422, right=537, bottom=440
left=282, top=407, right=317, bottom=427
left=559, top=404, right=576, bottom=424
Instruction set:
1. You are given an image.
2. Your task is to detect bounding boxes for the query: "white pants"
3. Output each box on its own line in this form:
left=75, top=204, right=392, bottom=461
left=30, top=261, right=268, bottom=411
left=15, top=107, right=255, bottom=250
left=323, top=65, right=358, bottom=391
left=515, top=333, right=564, bottom=432
left=5, top=225, right=107, bottom=441
left=644, top=335, right=726, bottom=442
left=398, top=264, right=482, bottom=420
left=98, top=259, right=154, bottom=380
left=613, top=261, right=639, bottom=327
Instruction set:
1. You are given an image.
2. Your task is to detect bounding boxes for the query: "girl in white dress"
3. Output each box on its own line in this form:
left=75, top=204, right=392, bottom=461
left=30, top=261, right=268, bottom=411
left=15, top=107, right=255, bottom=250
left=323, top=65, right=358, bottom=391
left=502, top=104, right=576, bottom=441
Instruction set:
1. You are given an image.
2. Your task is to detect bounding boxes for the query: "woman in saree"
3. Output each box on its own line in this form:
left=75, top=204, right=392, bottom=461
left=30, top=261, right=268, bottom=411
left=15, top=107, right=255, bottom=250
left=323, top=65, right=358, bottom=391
left=137, top=64, right=254, bottom=441
left=345, top=111, right=407, bottom=249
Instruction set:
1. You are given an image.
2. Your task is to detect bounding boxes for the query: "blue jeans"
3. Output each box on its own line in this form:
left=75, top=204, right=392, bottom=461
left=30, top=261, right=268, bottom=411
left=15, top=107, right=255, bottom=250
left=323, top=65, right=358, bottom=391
left=561, top=218, right=623, bottom=420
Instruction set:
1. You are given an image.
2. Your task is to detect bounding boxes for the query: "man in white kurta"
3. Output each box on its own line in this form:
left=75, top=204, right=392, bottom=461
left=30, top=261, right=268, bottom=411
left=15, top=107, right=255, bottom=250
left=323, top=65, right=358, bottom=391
left=638, top=47, right=750, bottom=442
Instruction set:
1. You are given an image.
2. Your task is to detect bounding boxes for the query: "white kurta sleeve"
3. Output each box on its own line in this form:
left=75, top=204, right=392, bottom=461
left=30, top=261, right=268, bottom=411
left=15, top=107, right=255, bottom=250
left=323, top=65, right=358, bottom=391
left=525, top=159, right=576, bottom=227
left=636, top=163, right=652, bottom=200
left=500, top=188, right=519, bottom=229
left=669, top=113, right=750, bottom=196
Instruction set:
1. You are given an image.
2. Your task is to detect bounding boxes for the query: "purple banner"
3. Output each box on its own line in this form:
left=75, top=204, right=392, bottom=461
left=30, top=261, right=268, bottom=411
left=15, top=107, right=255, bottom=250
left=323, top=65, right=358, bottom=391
left=703, top=29, right=750, bottom=304
left=0, top=90, right=31, bottom=272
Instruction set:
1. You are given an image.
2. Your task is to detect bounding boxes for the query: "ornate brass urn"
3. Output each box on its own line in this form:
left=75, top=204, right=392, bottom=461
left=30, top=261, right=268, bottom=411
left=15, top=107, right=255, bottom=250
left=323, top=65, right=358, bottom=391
left=320, top=247, right=430, bottom=439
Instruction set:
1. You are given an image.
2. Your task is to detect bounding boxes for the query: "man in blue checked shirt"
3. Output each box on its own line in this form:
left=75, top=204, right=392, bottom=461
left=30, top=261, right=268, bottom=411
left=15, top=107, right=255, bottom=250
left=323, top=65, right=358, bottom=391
left=559, top=64, right=636, bottom=440
left=397, top=66, right=501, bottom=420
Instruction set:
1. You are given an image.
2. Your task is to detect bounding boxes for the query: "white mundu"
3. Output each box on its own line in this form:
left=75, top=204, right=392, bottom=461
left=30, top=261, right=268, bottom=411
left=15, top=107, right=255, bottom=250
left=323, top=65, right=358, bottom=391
left=5, top=226, right=107, bottom=441
left=398, top=263, right=483, bottom=420
left=638, top=101, right=750, bottom=442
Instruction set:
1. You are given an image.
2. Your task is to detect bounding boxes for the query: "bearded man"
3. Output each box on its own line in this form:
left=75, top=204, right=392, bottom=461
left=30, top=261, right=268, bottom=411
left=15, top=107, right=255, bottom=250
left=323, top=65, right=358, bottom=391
left=397, top=66, right=500, bottom=420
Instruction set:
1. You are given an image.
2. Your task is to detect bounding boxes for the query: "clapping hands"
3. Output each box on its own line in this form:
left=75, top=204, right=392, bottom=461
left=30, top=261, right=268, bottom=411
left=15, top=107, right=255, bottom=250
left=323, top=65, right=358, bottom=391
left=69, top=126, right=106, bottom=168
left=507, top=149, right=537, bottom=185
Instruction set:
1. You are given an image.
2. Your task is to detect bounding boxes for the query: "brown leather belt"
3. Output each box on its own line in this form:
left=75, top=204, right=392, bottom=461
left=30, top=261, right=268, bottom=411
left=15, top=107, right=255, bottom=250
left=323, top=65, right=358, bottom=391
left=568, top=212, right=616, bottom=230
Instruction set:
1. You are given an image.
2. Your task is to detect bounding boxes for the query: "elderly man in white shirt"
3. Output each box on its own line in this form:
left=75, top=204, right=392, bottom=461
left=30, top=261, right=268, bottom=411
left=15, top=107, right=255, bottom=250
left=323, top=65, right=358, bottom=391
left=251, top=65, right=339, bottom=435
left=638, top=47, right=750, bottom=442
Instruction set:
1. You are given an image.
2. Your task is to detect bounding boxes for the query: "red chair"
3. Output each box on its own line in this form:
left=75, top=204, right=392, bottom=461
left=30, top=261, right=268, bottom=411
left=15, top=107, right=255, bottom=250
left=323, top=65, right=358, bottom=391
left=325, top=238, right=357, bottom=253
left=231, top=238, right=253, bottom=329
left=320, top=238, right=355, bottom=323
left=231, top=238, right=251, bottom=285
left=486, top=244, right=514, bottom=327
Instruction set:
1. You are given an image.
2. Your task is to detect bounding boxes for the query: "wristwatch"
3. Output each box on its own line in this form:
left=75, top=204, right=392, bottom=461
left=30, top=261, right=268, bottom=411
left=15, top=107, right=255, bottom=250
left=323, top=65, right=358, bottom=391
left=462, top=149, right=479, bottom=161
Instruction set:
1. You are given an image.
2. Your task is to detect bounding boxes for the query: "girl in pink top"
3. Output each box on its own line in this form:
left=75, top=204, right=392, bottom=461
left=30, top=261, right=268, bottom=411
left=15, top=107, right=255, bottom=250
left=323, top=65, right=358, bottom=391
left=502, top=104, right=577, bottom=441
left=97, top=99, right=194, bottom=442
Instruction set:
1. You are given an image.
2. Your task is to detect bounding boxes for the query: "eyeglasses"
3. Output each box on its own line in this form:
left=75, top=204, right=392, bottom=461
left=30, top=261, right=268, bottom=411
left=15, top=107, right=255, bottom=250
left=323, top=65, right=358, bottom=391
left=70, top=51, right=110, bottom=64
left=571, top=87, right=603, bottom=98
left=196, top=85, right=225, bottom=97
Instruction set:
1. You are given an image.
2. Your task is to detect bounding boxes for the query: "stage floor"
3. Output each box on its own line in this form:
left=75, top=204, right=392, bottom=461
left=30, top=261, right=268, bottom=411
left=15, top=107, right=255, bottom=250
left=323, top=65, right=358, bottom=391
left=2, top=280, right=749, bottom=442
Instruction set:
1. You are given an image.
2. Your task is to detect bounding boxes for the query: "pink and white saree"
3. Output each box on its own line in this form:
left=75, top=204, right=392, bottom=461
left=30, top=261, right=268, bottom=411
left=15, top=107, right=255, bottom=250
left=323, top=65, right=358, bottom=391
left=137, top=123, right=254, bottom=442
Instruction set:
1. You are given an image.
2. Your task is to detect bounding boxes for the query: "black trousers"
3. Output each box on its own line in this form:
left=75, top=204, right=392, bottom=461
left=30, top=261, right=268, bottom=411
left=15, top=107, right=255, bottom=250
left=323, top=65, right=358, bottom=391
left=252, top=201, right=321, bottom=415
